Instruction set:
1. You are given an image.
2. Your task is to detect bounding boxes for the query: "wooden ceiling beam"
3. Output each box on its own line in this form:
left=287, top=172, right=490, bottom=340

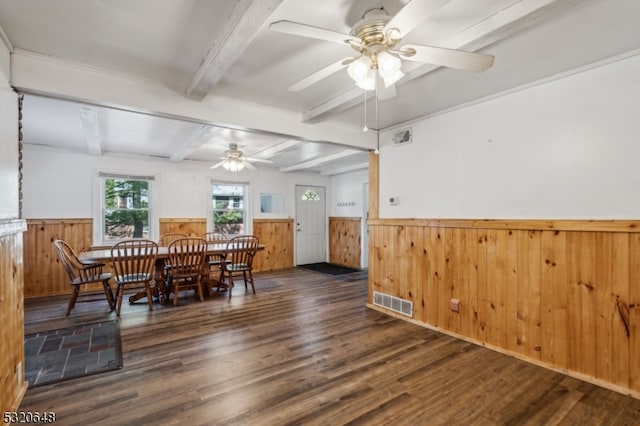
left=280, top=149, right=360, bottom=172
left=169, top=125, right=215, bottom=162
left=78, top=105, right=102, bottom=155
left=185, top=0, right=285, bottom=101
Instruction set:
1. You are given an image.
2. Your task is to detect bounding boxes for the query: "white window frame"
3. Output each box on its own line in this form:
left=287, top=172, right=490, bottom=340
left=94, top=171, right=157, bottom=245
left=209, top=180, right=251, bottom=236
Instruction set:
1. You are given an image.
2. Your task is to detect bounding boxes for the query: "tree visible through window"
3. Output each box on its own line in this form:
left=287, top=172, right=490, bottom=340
left=102, top=176, right=150, bottom=241
left=212, top=183, right=247, bottom=236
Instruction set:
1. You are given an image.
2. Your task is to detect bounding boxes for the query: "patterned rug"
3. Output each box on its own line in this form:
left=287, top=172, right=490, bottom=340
left=24, top=320, right=122, bottom=387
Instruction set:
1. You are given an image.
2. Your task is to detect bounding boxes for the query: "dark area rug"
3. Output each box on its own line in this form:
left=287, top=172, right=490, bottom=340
left=297, top=262, right=362, bottom=275
left=24, top=320, right=122, bottom=387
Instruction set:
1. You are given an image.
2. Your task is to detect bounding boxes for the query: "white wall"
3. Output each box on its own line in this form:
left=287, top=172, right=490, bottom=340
left=0, top=38, right=18, bottom=220
left=379, top=52, right=640, bottom=219
left=329, top=169, right=368, bottom=218
left=22, top=145, right=330, bottom=236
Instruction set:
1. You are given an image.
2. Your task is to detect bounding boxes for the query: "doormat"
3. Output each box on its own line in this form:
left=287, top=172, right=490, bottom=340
left=24, top=320, right=122, bottom=387
left=297, top=262, right=361, bottom=275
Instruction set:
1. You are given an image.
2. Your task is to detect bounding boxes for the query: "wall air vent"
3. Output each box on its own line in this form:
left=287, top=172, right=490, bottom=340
left=373, top=291, right=413, bottom=317
left=392, top=128, right=412, bottom=146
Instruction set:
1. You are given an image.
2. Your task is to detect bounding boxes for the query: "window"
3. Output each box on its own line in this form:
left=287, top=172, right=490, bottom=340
left=211, top=182, right=249, bottom=236
left=301, top=189, right=320, bottom=201
left=99, top=173, right=154, bottom=244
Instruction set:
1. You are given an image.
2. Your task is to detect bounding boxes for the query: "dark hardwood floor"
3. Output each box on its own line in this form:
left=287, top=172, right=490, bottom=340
left=20, top=268, right=640, bottom=425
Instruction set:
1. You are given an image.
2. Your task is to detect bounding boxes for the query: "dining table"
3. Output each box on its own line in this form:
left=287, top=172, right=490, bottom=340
left=79, top=242, right=264, bottom=303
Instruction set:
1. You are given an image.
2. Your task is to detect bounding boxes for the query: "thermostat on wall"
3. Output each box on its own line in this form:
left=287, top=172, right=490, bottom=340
left=389, top=196, right=398, bottom=206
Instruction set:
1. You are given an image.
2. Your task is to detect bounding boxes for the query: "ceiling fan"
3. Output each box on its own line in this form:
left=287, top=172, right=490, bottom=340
left=269, top=0, right=495, bottom=99
left=210, top=143, right=273, bottom=171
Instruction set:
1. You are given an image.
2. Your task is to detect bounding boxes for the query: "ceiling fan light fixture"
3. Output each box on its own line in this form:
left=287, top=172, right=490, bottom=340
left=382, top=69, right=404, bottom=88
left=377, top=51, right=401, bottom=76
left=347, top=56, right=371, bottom=82
left=355, top=68, right=376, bottom=90
left=222, top=158, right=245, bottom=172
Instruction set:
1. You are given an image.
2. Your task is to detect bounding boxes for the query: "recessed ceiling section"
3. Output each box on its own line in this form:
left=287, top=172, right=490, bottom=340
left=19, top=93, right=368, bottom=174
left=3, top=0, right=639, bottom=175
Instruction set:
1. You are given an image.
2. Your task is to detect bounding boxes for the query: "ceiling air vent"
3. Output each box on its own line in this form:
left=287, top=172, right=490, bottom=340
left=392, top=128, right=412, bottom=146
left=373, top=291, right=413, bottom=317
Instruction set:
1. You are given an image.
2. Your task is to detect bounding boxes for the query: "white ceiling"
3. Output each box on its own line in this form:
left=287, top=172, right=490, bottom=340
left=1, top=0, right=639, bottom=175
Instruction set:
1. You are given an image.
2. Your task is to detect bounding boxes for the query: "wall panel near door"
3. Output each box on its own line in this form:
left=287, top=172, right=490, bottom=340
left=0, top=219, right=27, bottom=412
left=159, top=218, right=206, bottom=237
left=24, top=218, right=95, bottom=297
left=329, top=217, right=361, bottom=269
left=252, top=218, right=294, bottom=272
left=367, top=218, right=640, bottom=399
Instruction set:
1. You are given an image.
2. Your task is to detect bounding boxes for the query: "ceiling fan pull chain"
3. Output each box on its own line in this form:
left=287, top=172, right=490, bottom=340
left=363, top=90, right=368, bottom=132
left=375, top=76, right=379, bottom=132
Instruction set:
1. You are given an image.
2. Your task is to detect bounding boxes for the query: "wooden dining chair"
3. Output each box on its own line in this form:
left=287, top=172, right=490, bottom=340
left=201, top=232, right=228, bottom=292
left=54, top=239, right=115, bottom=316
left=156, top=233, right=188, bottom=285
left=110, top=239, right=158, bottom=316
left=158, top=233, right=188, bottom=247
left=221, top=235, right=259, bottom=298
left=164, top=237, right=207, bottom=306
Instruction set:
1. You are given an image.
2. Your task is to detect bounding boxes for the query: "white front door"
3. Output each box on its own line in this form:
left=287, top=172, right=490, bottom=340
left=295, top=185, right=326, bottom=265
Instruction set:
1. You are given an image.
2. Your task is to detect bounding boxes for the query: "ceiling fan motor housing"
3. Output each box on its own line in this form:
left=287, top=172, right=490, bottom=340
left=350, top=8, right=399, bottom=65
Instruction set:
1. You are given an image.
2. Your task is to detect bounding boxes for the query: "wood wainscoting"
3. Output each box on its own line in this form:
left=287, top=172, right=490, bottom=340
left=368, top=218, right=640, bottom=398
left=0, top=219, right=27, bottom=412
left=23, top=217, right=295, bottom=298
left=329, top=216, right=361, bottom=269
left=252, top=218, right=294, bottom=271
left=24, top=219, right=94, bottom=298
left=159, top=218, right=206, bottom=237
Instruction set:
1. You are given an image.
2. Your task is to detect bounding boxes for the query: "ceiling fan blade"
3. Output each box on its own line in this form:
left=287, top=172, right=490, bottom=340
left=384, top=0, right=450, bottom=38
left=244, top=157, right=274, bottom=164
left=269, top=20, right=358, bottom=45
left=242, top=160, right=257, bottom=171
left=209, top=159, right=226, bottom=169
left=288, top=57, right=353, bottom=92
left=399, top=44, right=494, bottom=72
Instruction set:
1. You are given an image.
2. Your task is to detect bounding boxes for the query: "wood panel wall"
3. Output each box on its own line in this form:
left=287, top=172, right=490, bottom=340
left=23, top=217, right=296, bottom=297
left=0, top=219, right=27, bottom=412
left=252, top=218, right=294, bottom=271
left=24, top=219, right=94, bottom=298
left=368, top=218, right=640, bottom=398
left=329, top=217, right=361, bottom=269
left=159, top=218, right=206, bottom=237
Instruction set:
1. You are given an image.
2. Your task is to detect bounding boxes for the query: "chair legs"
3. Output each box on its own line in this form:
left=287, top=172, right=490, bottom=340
left=114, top=283, right=154, bottom=316
left=227, top=274, right=234, bottom=299
left=169, top=277, right=204, bottom=306
left=226, top=270, right=255, bottom=298
left=103, top=279, right=116, bottom=311
left=66, top=285, right=80, bottom=316
left=66, top=280, right=115, bottom=316
left=145, top=283, right=154, bottom=312
left=115, top=285, right=124, bottom=316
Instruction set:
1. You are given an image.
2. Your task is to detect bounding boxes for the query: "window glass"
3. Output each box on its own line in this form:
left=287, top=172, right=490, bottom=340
left=212, top=183, right=248, bottom=235
left=101, top=175, right=152, bottom=242
left=301, top=189, right=320, bottom=201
